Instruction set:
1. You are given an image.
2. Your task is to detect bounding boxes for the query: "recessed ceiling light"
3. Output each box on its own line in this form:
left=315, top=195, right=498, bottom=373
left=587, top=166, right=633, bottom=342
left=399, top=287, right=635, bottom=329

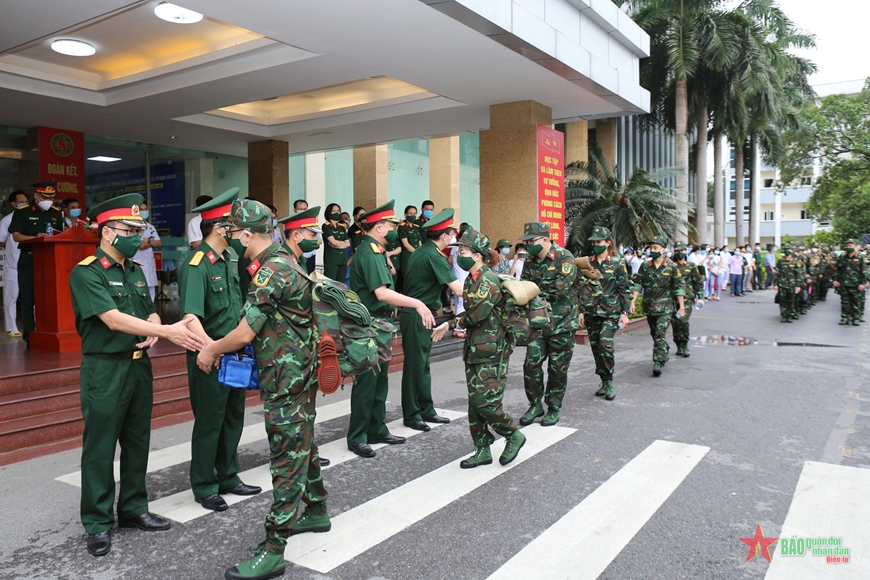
left=154, top=2, right=203, bottom=24
left=87, top=156, right=122, bottom=162
left=51, top=39, right=96, bottom=57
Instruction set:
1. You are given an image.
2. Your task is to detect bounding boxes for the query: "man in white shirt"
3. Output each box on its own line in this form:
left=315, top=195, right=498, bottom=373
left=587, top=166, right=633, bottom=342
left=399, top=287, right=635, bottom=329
left=0, top=191, right=28, bottom=337
left=133, top=202, right=162, bottom=302
left=186, top=195, right=212, bottom=250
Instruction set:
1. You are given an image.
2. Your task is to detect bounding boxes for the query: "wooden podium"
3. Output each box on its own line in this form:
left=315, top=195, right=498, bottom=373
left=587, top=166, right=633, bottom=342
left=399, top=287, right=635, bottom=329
left=22, top=225, right=99, bottom=353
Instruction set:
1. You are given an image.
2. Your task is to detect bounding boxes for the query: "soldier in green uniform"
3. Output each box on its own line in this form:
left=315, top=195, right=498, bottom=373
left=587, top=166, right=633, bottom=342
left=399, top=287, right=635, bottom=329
left=346, top=200, right=433, bottom=457
left=579, top=226, right=631, bottom=401
left=775, top=244, right=804, bottom=323
left=178, top=187, right=261, bottom=512
left=670, top=242, right=704, bottom=358
left=834, top=239, right=868, bottom=326
left=630, top=236, right=685, bottom=377
left=436, top=229, right=525, bottom=468
left=197, top=199, right=332, bottom=580
left=9, top=181, right=64, bottom=343
left=69, top=193, right=205, bottom=557
left=348, top=206, right=367, bottom=250
left=397, top=204, right=422, bottom=292
left=518, top=222, right=578, bottom=426
left=401, top=209, right=464, bottom=430
left=322, top=202, right=350, bottom=281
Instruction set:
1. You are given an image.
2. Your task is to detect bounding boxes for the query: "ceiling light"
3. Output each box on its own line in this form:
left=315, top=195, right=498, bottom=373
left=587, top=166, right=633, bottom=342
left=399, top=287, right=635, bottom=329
left=88, top=156, right=122, bottom=162
left=154, top=2, right=203, bottom=24
left=51, top=39, right=96, bottom=57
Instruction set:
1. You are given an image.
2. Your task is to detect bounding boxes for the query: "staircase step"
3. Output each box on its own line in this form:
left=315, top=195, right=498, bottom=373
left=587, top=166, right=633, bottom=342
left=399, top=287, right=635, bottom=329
left=0, top=384, right=81, bottom=422
left=0, top=367, right=80, bottom=396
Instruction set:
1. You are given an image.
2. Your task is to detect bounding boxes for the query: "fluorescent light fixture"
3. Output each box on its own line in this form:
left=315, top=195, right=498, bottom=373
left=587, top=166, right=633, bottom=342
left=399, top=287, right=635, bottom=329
left=87, top=156, right=122, bottom=162
left=154, top=2, right=204, bottom=24
left=51, top=39, right=96, bottom=57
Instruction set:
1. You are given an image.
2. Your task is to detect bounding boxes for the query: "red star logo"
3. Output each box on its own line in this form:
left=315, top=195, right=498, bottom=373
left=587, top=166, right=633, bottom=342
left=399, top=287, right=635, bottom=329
left=740, top=524, right=778, bottom=562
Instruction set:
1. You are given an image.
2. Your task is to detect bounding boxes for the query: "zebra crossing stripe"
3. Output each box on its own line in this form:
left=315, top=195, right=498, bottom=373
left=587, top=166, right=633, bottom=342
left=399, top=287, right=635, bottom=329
left=283, top=423, right=576, bottom=573
left=149, top=408, right=468, bottom=523
left=765, top=461, right=870, bottom=579
left=54, top=398, right=352, bottom=488
left=487, top=439, right=709, bottom=580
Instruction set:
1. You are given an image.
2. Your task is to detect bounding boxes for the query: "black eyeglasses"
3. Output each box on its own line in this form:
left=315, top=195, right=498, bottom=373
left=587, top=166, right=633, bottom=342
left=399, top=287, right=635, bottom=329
left=108, top=226, right=143, bottom=236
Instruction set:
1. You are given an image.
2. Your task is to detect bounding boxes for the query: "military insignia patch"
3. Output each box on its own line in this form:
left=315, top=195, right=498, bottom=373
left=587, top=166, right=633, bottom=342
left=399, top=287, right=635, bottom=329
left=247, top=259, right=261, bottom=275
left=561, top=262, right=573, bottom=275
left=477, top=280, right=491, bottom=299
left=207, top=251, right=216, bottom=264
left=189, top=251, right=204, bottom=266
left=78, top=255, right=97, bottom=267
left=370, top=242, right=383, bottom=254
left=99, top=256, right=111, bottom=269
left=135, top=280, right=145, bottom=287
left=254, top=266, right=274, bottom=287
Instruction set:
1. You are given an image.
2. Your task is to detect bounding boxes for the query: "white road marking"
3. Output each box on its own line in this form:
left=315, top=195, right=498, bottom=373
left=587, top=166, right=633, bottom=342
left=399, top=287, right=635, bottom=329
left=284, top=423, right=576, bottom=573
left=487, top=439, right=709, bottom=580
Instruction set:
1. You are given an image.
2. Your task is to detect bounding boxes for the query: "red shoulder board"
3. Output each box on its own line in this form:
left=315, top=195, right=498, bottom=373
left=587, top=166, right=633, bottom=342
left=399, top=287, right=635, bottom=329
left=99, top=256, right=111, bottom=269
left=471, top=270, right=481, bottom=281
left=207, top=251, right=217, bottom=264
left=247, top=259, right=261, bottom=275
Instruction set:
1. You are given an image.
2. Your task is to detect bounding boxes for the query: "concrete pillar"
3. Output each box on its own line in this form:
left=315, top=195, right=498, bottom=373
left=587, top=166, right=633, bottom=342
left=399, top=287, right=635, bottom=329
left=565, top=121, right=589, bottom=166
left=480, top=101, right=552, bottom=248
left=429, top=136, right=461, bottom=222
left=595, top=118, right=618, bottom=169
left=353, top=145, right=389, bottom=211
left=247, top=140, right=289, bottom=217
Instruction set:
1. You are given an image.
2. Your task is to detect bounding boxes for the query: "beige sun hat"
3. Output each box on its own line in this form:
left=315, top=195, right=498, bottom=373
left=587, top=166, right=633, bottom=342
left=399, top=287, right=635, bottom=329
left=502, top=279, right=541, bottom=306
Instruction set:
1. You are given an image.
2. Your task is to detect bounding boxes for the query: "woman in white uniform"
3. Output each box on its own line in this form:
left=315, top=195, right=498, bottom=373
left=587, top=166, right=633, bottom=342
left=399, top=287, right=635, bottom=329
left=133, top=202, right=161, bottom=302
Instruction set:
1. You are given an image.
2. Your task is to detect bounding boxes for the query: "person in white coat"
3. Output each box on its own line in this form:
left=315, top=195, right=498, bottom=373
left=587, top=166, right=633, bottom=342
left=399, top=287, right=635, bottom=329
left=133, top=202, right=162, bottom=302
left=0, top=191, right=28, bottom=337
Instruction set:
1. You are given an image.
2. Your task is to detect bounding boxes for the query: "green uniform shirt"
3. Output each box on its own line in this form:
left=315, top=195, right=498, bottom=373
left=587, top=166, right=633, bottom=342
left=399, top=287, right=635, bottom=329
left=69, top=248, right=156, bottom=354
left=9, top=203, right=64, bottom=251
left=385, top=236, right=402, bottom=272
left=835, top=252, right=868, bottom=287
left=632, top=258, right=685, bottom=316
left=322, top=220, right=348, bottom=266
left=398, top=219, right=422, bottom=264
left=350, top=235, right=394, bottom=313
left=521, top=243, right=579, bottom=334
left=404, top=240, right=457, bottom=310
left=586, top=255, right=631, bottom=318
left=457, top=266, right=509, bottom=363
left=178, top=240, right=242, bottom=338
left=349, top=222, right=366, bottom=251
left=775, top=258, right=804, bottom=288
left=674, top=260, right=704, bottom=311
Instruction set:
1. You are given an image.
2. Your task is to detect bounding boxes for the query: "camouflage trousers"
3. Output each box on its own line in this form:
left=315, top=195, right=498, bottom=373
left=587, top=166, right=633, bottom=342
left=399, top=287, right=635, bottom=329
left=645, top=314, right=671, bottom=364
left=671, top=309, right=692, bottom=349
left=585, top=315, right=618, bottom=381
left=523, top=331, right=575, bottom=410
left=780, top=288, right=799, bottom=318
left=262, top=383, right=328, bottom=553
left=465, top=358, right=518, bottom=447
left=839, top=286, right=865, bottom=321
left=815, top=276, right=829, bottom=301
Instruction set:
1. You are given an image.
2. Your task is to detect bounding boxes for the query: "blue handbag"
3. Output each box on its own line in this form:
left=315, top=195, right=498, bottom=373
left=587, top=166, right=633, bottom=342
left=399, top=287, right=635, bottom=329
left=217, top=344, right=259, bottom=390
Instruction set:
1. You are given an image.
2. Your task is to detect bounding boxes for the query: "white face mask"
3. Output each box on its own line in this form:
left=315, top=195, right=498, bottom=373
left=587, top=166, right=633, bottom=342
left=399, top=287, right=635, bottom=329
left=448, top=233, right=457, bottom=245
left=37, top=199, right=53, bottom=211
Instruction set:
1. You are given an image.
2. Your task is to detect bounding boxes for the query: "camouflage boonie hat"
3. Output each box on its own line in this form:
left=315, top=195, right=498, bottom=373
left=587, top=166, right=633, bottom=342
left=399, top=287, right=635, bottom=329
left=519, top=222, right=549, bottom=240
left=588, top=226, right=611, bottom=241
left=450, top=228, right=490, bottom=255
left=845, top=238, right=860, bottom=245
left=228, top=199, right=273, bottom=234
left=673, top=242, right=688, bottom=252
left=647, top=235, right=668, bottom=247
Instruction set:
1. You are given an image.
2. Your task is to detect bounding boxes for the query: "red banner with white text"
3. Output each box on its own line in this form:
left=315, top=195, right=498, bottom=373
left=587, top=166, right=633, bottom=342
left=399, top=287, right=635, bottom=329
left=536, top=125, right=565, bottom=244
left=37, top=127, right=85, bottom=205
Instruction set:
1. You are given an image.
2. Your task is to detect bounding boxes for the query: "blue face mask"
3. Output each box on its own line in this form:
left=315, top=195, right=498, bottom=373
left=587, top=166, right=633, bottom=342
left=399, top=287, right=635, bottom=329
left=501, top=247, right=510, bottom=255
left=272, top=219, right=278, bottom=229
left=699, top=250, right=706, bottom=255
left=422, top=209, right=433, bottom=219
left=69, top=208, right=82, bottom=218
left=139, top=210, right=149, bottom=220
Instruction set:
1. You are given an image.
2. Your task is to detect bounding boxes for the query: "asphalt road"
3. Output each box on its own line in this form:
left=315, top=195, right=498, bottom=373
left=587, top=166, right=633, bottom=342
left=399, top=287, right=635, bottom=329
left=1, top=288, right=867, bottom=580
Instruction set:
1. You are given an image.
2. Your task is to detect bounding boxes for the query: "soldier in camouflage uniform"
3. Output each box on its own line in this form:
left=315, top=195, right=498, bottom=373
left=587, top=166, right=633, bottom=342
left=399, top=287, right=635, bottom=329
left=631, top=236, right=685, bottom=377
left=435, top=229, right=526, bottom=468
left=197, top=199, right=332, bottom=580
left=518, top=222, right=578, bottom=426
left=578, top=226, right=630, bottom=401
left=671, top=242, right=704, bottom=358
left=833, top=239, right=868, bottom=326
left=774, top=244, right=804, bottom=323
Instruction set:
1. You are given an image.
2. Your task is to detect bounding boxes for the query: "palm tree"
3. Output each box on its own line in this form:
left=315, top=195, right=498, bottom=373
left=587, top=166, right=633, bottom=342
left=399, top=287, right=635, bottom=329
left=564, top=142, right=691, bottom=254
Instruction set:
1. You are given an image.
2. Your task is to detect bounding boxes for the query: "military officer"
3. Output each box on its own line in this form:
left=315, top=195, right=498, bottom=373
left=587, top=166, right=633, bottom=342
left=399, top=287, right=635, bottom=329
left=518, top=222, right=578, bottom=426
left=630, top=236, right=685, bottom=376
left=197, top=199, right=333, bottom=580
left=579, top=226, right=631, bottom=401
left=834, top=239, right=868, bottom=326
left=401, top=209, right=464, bottom=430
left=69, top=193, right=205, bottom=557
left=179, top=187, right=261, bottom=513
left=347, top=200, right=433, bottom=457
left=322, top=202, right=350, bottom=281
left=671, top=241, right=704, bottom=357
left=397, top=204, right=422, bottom=292
left=348, top=206, right=367, bottom=250
left=9, top=181, right=64, bottom=343
left=436, top=229, right=525, bottom=468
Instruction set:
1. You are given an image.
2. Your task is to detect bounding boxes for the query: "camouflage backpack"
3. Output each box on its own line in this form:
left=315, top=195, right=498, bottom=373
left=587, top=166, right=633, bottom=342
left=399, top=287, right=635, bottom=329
left=288, top=260, right=396, bottom=390
left=496, top=275, right=552, bottom=346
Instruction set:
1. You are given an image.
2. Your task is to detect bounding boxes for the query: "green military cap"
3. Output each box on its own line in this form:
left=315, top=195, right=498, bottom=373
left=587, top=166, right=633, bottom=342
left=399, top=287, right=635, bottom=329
left=32, top=181, right=59, bottom=198
left=844, top=238, right=860, bottom=245
left=496, top=238, right=511, bottom=248
left=673, top=241, right=688, bottom=252
left=88, top=193, right=146, bottom=227
left=450, top=228, right=490, bottom=255
left=279, top=205, right=322, bottom=233
left=193, top=187, right=241, bottom=223
left=421, top=208, right=456, bottom=232
left=519, top=222, right=549, bottom=240
left=588, top=226, right=611, bottom=241
left=647, top=235, right=669, bottom=247
left=227, top=199, right=273, bottom=234
left=360, top=200, right=401, bottom=225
